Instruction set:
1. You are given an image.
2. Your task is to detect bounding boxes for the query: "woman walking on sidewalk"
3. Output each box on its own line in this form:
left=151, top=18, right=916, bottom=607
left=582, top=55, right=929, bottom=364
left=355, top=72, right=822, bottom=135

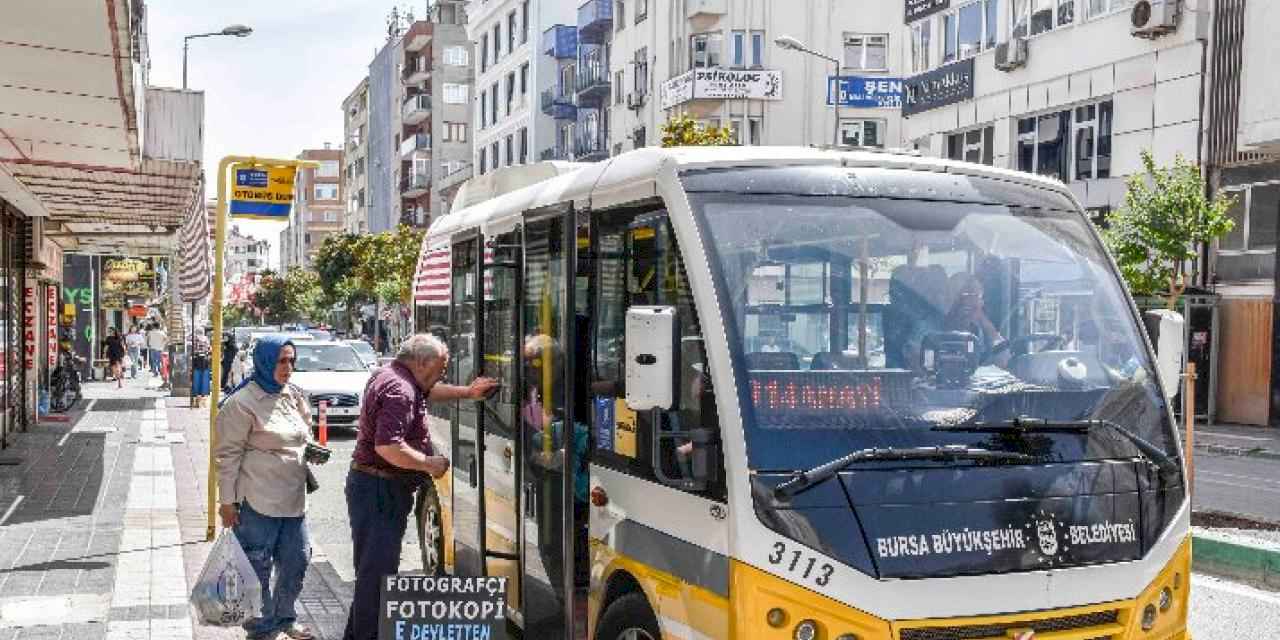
left=102, top=327, right=125, bottom=388
left=191, top=330, right=212, bottom=407
left=125, top=325, right=144, bottom=379
left=214, top=335, right=318, bottom=640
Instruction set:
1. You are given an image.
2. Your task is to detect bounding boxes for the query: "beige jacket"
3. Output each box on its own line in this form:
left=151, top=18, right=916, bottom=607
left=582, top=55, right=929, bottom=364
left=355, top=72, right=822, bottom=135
left=214, top=381, right=313, bottom=517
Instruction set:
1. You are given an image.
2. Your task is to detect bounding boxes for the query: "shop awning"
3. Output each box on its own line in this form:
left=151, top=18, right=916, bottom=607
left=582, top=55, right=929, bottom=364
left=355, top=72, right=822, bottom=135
left=177, top=179, right=211, bottom=302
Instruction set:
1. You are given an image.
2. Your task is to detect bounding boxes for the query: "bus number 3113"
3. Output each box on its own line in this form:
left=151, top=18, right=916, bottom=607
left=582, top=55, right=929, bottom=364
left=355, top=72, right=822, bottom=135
left=768, top=541, right=835, bottom=587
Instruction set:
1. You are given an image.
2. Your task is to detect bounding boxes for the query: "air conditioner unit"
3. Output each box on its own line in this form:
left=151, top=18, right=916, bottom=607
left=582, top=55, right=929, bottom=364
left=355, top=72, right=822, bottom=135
left=626, top=92, right=646, bottom=110
left=1130, top=0, right=1180, bottom=38
left=994, top=38, right=1028, bottom=72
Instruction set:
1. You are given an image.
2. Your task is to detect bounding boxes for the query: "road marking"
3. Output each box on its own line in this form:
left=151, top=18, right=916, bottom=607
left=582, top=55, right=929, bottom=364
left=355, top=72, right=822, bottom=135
left=0, top=496, right=23, bottom=526
left=1198, top=430, right=1274, bottom=442
left=1200, top=469, right=1280, bottom=487
left=1198, top=478, right=1280, bottom=494
left=1194, top=574, right=1280, bottom=606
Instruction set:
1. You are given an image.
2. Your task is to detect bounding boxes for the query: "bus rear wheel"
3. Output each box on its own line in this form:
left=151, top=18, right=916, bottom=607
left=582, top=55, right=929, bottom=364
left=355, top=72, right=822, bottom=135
left=414, top=483, right=445, bottom=575
left=595, top=592, right=660, bottom=640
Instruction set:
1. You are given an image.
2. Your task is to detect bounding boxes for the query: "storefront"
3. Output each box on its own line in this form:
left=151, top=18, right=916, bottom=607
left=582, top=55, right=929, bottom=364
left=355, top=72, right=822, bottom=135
left=0, top=200, right=32, bottom=448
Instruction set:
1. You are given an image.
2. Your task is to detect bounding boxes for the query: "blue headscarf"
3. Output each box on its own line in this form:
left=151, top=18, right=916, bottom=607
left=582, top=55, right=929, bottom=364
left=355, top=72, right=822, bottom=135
left=224, top=334, right=294, bottom=401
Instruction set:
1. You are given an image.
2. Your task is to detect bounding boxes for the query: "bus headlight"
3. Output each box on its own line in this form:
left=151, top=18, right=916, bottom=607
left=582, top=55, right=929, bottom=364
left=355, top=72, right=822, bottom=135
left=1140, top=604, right=1158, bottom=631
left=1158, top=586, right=1173, bottom=612
left=793, top=619, right=818, bottom=640
left=835, top=634, right=860, bottom=640
left=767, top=608, right=788, bottom=628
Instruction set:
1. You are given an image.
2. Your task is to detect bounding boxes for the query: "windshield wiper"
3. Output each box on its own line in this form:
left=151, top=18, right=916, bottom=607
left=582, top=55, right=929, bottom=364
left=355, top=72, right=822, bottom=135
left=772, top=445, right=1033, bottom=499
left=933, top=417, right=1179, bottom=473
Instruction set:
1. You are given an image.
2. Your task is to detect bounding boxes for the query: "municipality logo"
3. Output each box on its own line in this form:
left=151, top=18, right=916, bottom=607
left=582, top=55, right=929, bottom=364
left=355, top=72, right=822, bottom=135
left=1035, top=519, right=1059, bottom=557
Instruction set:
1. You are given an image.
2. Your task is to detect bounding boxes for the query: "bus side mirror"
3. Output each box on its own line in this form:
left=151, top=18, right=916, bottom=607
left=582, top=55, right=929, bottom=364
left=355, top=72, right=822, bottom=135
left=1144, top=309, right=1185, bottom=401
left=625, top=306, right=678, bottom=411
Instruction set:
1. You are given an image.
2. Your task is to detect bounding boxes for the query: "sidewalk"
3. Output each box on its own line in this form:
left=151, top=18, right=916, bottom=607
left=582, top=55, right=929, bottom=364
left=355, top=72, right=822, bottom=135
left=1182, top=422, right=1280, bottom=460
left=0, top=375, right=349, bottom=640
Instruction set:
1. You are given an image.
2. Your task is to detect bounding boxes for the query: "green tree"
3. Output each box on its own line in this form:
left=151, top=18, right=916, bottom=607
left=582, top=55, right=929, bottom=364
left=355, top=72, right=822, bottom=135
left=314, top=233, right=368, bottom=327
left=660, top=114, right=734, bottom=147
left=251, top=268, right=324, bottom=324
left=1100, top=151, right=1236, bottom=307
left=221, top=302, right=258, bottom=328
left=352, top=225, right=425, bottom=306
left=251, top=269, right=288, bottom=324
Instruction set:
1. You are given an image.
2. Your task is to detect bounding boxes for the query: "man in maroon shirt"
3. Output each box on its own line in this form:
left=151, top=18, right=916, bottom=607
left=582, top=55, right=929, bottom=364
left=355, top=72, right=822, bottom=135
left=343, top=334, right=496, bottom=640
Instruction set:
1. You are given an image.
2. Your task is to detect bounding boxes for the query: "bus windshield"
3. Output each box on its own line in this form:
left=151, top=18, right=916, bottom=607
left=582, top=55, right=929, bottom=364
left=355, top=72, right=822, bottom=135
left=689, top=178, right=1178, bottom=475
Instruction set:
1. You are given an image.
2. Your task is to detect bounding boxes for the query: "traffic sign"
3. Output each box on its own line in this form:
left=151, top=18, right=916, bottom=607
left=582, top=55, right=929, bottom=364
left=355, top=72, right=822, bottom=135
left=229, top=165, right=296, bottom=219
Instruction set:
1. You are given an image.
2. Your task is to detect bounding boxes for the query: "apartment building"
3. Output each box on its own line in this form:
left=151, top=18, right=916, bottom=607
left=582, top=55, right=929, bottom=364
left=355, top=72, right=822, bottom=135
left=428, top=0, right=477, bottom=217
left=282, top=146, right=344, bottom=270
left=469, top=0, right=576, bottom=177
left=342, top=77, right=371, bottom=235
left=225, top=225, right=270, bottom=281
left=369, top=33, right=406, bottom=233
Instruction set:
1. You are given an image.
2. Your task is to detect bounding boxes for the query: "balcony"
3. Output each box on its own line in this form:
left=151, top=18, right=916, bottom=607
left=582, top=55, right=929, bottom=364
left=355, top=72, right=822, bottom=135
left=404, top=21, right=433, bottom=53
left=437, top=164, right=473, bottom=192
left=542, top=25, right=577, bottom=59
left=574, top=131, right=608, bottom=162
left=400, top=171, right=430, bottom=197
left=400, top=133, right=431, bottom=158
left=575, top=49, right=610, bottom=106
left=539, top=146, right=572, bottom=162
left=403, top=54, right=431, bottom=85
left=401, top=94, right=431, bottom=125
left=540, top=87, right=577, bottom=120
left=576, top=0, right=612, bottom=45
left=686, top=0, right=727, bottom=18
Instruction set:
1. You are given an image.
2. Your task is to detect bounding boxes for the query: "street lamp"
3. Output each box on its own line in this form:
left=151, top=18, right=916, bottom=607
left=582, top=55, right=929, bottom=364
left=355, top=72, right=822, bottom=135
left=776, top=35, right=842, bottom=147
left=183, top=24, right=253, bottom=89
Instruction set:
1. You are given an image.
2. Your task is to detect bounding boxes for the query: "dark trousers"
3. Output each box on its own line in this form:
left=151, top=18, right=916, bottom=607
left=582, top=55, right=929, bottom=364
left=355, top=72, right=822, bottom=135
left=342, top=469, right=416, bottom=640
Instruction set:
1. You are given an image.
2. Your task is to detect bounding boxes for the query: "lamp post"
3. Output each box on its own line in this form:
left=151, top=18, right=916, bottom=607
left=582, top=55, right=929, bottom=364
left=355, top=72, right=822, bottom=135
left=776, top=35, right=842, bottom=147
left=182, top=24, right=253, bottom=89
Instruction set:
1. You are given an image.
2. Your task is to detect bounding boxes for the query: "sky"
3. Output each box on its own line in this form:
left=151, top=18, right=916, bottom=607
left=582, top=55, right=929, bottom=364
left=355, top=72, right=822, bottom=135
left=146, top=0, right=418, bottom=268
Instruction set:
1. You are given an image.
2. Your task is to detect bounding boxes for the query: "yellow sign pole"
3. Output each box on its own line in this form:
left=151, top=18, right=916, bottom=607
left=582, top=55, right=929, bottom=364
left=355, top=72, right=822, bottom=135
left=206, top=156, right=319, bottom=541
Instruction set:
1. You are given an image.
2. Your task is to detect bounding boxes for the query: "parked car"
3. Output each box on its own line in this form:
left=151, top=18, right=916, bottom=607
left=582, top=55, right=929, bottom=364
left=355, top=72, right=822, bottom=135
left=286, top=341, right=372, bottom=431
left=308, top=329, right=333, bottom=341
left=344, top=339, right=378, bottom=368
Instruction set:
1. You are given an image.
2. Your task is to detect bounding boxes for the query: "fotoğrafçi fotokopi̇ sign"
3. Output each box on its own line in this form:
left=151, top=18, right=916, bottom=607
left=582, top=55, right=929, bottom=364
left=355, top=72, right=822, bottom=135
left=229, top=165, right=296, bottom=220
left=379, top=575, right=507, bottom=640
left=902, top=57, right=975, bottom=117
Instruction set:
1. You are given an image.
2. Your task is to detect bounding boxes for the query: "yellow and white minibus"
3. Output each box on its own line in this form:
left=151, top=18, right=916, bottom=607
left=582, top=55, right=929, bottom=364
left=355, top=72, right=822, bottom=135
left=411, top=146, right=1191, bottom=640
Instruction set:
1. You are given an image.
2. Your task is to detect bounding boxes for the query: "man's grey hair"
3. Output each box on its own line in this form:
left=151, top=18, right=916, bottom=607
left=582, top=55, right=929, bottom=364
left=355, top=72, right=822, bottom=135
left=396, top=333, right=449, bottom=366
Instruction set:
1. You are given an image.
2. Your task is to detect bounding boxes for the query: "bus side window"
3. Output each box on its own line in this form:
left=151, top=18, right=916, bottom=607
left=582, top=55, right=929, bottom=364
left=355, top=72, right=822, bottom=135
left=591, top=207, right=725, bottom=501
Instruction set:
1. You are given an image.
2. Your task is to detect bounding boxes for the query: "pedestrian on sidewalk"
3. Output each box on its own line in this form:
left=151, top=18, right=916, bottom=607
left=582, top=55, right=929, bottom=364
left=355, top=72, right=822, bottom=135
left=101, top=327, right=125, bottom=388
left=192, top=330, right=212, bottom=407
left=146, top=322, right=167, bottom=375
left=222, top=332, right=239, bottom=392
left=342, top=334, right=497, bottom=640
left=214, top=335, right=318, bottom=640
left=125, top=325, right=144, bottom=379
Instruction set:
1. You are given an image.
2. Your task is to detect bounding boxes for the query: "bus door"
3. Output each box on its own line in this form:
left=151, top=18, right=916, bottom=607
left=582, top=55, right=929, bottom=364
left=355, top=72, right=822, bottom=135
left=519, top=208, right=584, bottom=637
left=450, top=236, right=483, bottom=576
left=480, top=229, right=523, bottom=615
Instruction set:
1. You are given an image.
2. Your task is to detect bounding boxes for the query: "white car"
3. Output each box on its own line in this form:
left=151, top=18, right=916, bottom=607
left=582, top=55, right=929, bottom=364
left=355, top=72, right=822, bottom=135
left=343, top=339, right=378, bottom=367
left=283, top=341, right=372, bottom=430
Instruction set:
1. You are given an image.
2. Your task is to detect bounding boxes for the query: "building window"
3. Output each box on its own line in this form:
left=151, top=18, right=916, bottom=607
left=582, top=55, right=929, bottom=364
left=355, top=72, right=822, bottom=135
left=314, top=184, right=339, bottom=200
left=633, top=126, right=646, bottom=148
left=506, top=71, right=516, bottom=114
left=520, top=63, right=529, bottom=97
left=491, top=141, right=499, bottom=169
left=731, top=31, right=745, bottom=67
left=519, top=127, right=528, bottom=163
left=1072, top=101, right=1113, bottom=180
left=479, top=90, right=488, bottom=128
left=1017, top=100, right=1112, bottom=182
left=490, top=81, right=499, bottom=123
left=444, top=122, right=468, bottom=142
left=1086, top=0, right=1136, bottom=20
left=910, top=21, right=931, bottom=73
left=506, top=134, right=515, bottom=166
left=443, top=83, right=468, bottom=104
left=493, top=22, right=502, bottom=59
left=635, top=47, right=649, bottom=95
left=636, top=0, right=648, bottom=23
left=1012, top=0, right=1073, bottom=38
left=479, top=148, right=487, bottom=175
left=316, top=160, right=340, bottom=178
left=1219, top=184, right=1280, bottom=254
left=444, top=46, right=469, bottom=66
left=521, top=1, right=530, bottom=43
left=751, top=32, right=764, bottom=67
left=942, top=0, right=997, bottom=63
left=839, top=119, right=885, bottom=147
left=616, top=0, right=625, bottom=30
left=615, top=70, right=624, bottom=103
left=507, top=11, right=517, bottom=52
left=946, top=126, right=995, bottom=165
left=844, top=33, right=888, bottom=71
left=324, top=211, right=338, bottom=222
left=748, top=117, right=761, bottom=145
left=690, top=33, right=722, bottom=69
left=480, top=33, right=489, bottom=71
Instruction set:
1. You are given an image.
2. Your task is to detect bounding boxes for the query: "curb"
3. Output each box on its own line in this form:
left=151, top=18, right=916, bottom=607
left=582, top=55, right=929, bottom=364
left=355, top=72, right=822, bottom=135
left=1192, top=531, right=1280, bottom=591
left=1190, top=441, right=1280, bottom=461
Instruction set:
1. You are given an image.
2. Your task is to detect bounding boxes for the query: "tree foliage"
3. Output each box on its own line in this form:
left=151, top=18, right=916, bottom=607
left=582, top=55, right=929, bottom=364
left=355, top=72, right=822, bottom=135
left=1100, top=151, right=1236, bottom=306
left=251, top=268, right=324, bottom=324
left=660, top=114, right=734, bottom=147
left=220, top=302, right=258, bottom=328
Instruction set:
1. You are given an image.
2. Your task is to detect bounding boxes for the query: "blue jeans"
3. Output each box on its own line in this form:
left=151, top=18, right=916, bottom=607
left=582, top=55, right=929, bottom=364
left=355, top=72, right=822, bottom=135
left=149, top=349, right=162, bottom=374
left=342, top=470, right=416, bottom=640
left=128, top=347, right=140, bottom=378
left=192, top=367, right=211, bottom=396
left=234, top=501, right=310, bottom=639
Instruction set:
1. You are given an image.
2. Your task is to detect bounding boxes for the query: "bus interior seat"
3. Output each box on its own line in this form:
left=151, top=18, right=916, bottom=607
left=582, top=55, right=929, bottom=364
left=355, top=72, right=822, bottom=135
left=810, top=351, right=865, bottom=370
left=884, top=265, right=949, bottom=369
left=746, top=351, right=800, bottom=370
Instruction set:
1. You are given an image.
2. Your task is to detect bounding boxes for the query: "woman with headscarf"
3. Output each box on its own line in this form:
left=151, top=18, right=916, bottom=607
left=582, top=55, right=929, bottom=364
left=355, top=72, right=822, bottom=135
left=213, top=335, right=318, bottom=640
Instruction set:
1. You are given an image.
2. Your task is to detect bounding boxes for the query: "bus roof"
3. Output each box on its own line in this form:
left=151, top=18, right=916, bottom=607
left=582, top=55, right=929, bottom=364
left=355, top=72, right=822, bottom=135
left=426, top=146, right=1076, bottom=243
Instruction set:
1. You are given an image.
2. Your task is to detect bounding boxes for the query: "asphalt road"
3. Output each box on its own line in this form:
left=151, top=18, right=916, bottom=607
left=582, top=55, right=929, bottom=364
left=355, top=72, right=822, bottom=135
left=1190, top=574, right=1280, bottom=637
left=1191, top=451, right=1280, bottom=523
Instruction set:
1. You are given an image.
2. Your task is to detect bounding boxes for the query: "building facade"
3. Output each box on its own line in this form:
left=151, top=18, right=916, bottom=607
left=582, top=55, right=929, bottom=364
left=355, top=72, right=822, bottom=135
left=401, top=20, right=435, bottom=227
left=225, top=225, right=270, bottom=281
left=429, top=1, right=476, bottom=217
left=469, top=0, right=576, bottom=177
left=342, top=77, right=371, bottom=235
left=282, top=146, right=344, bottom=270
left=369, top=33, right=406, bottom=233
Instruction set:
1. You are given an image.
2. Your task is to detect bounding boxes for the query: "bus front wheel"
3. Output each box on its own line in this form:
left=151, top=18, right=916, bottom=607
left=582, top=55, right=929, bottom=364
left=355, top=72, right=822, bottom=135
left=414, top=483, right=445, bottom=576
left=595, top=592, right=660, bottom=640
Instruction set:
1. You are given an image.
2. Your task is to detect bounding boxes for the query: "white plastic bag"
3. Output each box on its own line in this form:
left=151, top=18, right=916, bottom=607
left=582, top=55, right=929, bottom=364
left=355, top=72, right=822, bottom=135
left=190, top=529, right=263, bottom=626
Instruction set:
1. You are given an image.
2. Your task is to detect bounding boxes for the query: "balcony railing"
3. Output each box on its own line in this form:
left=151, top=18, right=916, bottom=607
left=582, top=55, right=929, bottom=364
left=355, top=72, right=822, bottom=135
left=402, top=94, right=431, bottom=124
left=542, top=25, right=577, bottom=59
left=402, top=55, right=431, bottom=84
left=539, top=146, right=572, bottom=162
left=686, top=0, right=727, bottom=18
left=399, top=133, right=431, bottom=157
left=400, top=171, right=431, bottom=196
left=575, top=50, right=610, bottom=105
left=574, top=134, right=608, bottom=161
left=540, top=87, right=577, bottom=120
left=576, top=0, right=613, bottom=45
